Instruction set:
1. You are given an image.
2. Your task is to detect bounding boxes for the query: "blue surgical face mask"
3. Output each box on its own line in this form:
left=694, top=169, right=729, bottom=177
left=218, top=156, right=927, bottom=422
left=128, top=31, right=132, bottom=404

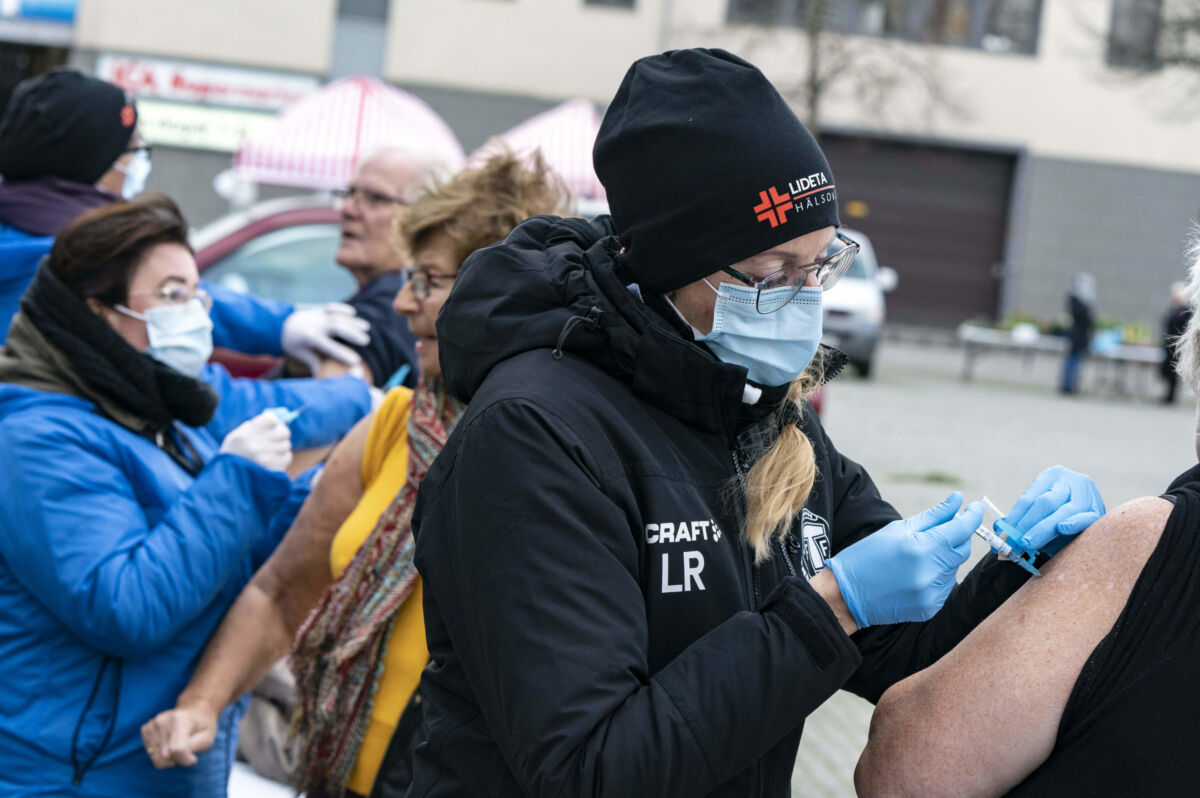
left=693, top=279, right=823, bottom=386
left=117, top=298, right=213, bottom=377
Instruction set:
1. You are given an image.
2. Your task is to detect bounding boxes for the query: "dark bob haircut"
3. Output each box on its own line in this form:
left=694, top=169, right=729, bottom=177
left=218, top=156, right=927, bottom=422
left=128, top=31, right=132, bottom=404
left=47, top=192, right=191, bottom=306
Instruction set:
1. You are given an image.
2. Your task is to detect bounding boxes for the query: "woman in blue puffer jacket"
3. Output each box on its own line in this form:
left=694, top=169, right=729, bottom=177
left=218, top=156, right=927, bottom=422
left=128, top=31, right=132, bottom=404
left=0, top=194, right=372, bottom=797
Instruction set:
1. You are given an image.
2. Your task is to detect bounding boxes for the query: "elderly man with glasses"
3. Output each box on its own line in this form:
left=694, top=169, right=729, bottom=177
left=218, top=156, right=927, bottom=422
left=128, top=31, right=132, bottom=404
left=285, top=148, right=436, bottom=390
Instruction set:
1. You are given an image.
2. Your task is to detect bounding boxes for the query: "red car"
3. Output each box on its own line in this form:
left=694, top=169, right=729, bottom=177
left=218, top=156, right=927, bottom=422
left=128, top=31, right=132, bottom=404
left=810, top=385, right=824, bottom=416
left=192, top=196, right=349, bottom=376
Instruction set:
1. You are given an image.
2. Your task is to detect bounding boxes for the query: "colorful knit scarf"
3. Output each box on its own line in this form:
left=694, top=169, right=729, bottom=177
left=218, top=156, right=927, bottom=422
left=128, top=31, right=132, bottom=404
left=289, top=380, right=465, bottom=795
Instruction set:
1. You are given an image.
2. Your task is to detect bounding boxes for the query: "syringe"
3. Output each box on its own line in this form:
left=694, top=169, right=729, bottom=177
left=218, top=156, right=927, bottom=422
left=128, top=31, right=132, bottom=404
left=269, top=404, right=306, bottom=424
left=976, top=496, right=1041, bottom=577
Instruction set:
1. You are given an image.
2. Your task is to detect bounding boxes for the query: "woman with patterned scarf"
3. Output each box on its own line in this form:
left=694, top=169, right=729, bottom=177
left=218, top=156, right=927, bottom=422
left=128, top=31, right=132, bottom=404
left=141, top=151, right=565, bottom=797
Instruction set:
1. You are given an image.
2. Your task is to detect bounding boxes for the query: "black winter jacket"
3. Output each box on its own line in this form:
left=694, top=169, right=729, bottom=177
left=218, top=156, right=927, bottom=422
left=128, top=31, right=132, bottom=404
left=1067, top=295, right=1094, bottom=355
left=404, top=216, right=1030, bottom=798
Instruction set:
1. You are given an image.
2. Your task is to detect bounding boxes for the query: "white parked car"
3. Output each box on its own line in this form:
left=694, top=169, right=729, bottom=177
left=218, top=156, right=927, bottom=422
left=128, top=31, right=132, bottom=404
left=822, top=227, right=897, bottom=378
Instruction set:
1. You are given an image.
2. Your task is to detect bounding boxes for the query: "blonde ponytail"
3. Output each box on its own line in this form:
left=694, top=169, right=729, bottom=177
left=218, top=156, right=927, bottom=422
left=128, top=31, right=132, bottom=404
left=742, top=366, right=823, bottom=563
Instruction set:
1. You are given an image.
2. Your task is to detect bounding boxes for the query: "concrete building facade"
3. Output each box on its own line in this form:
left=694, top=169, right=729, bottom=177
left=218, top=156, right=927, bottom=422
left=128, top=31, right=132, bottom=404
left=383, top=0, right=1200, bottom=331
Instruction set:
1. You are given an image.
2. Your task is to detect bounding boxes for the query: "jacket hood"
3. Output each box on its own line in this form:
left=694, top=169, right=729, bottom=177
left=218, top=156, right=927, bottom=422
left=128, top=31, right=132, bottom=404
left=436, top=214, right=755, bottom=436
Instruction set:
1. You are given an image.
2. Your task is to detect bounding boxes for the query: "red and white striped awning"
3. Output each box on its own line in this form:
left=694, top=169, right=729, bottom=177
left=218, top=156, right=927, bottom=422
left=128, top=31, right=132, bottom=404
left=234, top=76, right=465, bottom=190
left=473, top=98, right=607, bottom=205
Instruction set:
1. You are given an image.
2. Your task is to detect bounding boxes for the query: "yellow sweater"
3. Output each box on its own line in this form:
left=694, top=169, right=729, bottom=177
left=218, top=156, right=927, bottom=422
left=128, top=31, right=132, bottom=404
left=328, top=388, right=427, bottom=795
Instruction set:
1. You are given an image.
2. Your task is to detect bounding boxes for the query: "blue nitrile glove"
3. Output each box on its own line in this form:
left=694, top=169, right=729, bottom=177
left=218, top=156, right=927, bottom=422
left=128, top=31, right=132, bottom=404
left=1002, top=465, right=1105, bottom=557
left=825, top=493, right=981, bottom=628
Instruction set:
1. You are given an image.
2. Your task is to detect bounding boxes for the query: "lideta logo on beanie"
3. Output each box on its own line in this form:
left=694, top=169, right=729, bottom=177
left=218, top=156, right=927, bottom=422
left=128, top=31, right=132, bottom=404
left=753, top=172, right=836, bottom=228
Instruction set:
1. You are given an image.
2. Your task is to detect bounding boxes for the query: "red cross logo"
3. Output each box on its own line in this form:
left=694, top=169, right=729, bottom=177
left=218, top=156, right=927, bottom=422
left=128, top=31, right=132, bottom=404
left=754, top=186, right=792, bottom=227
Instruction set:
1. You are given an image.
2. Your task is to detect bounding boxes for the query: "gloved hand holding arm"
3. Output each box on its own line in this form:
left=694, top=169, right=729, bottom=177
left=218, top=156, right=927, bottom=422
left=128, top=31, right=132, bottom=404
left=219, top=411, right=293, bottom=472
left=1001, top=465, right=1105, bottom=556
left=825, top=493, right=981, bottom=628
left=280, top=303, right=371, bottom=375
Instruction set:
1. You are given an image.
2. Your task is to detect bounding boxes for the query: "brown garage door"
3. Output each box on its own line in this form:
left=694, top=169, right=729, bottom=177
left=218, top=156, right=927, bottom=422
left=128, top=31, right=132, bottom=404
left=820, top=134, right=1016, bottom=326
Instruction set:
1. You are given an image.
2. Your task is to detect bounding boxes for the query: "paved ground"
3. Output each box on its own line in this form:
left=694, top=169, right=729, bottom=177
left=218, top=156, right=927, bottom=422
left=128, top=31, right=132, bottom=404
left=230, top=761, right=292, bottom=798
left=790, top=335, right=1195, bottom=796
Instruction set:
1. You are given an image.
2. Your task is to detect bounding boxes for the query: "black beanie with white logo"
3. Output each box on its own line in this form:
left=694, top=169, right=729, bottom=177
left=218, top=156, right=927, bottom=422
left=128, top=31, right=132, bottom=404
left=593, top=48, right=840, bottom=294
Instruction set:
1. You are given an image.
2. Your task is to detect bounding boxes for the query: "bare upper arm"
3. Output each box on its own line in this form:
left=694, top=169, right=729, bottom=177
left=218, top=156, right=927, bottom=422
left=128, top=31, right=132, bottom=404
left=253, top=409, right=375, bottom=631
left=286, top=444, right=335, bottom=477
left=855, top=496, right=1174, bottom=798
left=315, top=357, right=374, bottom=386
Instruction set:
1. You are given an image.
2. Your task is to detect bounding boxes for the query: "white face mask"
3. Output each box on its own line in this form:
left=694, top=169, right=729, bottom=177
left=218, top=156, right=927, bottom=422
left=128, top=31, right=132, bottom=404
left=117, top=149, right=152, bottom=200
left=117, top=298, right=213, bottom=377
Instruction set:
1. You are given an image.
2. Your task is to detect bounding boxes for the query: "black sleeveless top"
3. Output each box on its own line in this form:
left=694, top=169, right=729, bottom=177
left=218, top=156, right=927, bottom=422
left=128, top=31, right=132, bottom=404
left=1007, top=464, right=1200, bottom=796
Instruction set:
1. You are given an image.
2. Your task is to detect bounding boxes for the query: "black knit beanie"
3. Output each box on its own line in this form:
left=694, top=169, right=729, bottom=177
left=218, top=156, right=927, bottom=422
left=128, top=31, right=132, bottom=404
left=0, top=69, right=137, bottom=185
left=593, top=48, right=840, bottom=294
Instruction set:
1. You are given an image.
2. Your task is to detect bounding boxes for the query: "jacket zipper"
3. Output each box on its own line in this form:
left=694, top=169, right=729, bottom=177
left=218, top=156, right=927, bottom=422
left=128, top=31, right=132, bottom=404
left=778, top=537, right=798, bottom=578
left=730, top=447, right=765, bottom=798
left=729, top=449, right=759, bottom=611
left=70, top=656, right=122, bottom=785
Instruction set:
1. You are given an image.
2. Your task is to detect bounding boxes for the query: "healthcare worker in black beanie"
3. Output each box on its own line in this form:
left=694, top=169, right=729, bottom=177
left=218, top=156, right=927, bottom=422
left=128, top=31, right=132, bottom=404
left=0, top=68, right=372, bottom=368
left=402, top=48, right=1106, bottom=798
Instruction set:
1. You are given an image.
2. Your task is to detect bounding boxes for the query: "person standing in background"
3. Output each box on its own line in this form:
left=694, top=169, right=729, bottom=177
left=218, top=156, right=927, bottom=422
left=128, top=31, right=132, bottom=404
left=1162, top=281, right=1192, bottom=404
left=1060, top=272, right=1096, bottom=395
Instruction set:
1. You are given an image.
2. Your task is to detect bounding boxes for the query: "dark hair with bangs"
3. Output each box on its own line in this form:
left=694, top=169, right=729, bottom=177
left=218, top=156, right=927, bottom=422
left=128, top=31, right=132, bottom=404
left=47, top=192, right=191, bottom=306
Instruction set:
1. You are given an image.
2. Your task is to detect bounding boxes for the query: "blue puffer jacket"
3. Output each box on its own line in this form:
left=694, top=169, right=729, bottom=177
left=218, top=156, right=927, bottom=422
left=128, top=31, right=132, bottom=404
left=0, top=367, right=371, bottom=797
left=0, top=226, right=293, bottom=351
left=0, top=225, right=53, bottom=345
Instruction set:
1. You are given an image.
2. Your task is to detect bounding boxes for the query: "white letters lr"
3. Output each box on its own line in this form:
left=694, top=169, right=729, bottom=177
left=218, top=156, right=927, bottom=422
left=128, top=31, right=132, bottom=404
left=661, top=551, right=706, bottom=593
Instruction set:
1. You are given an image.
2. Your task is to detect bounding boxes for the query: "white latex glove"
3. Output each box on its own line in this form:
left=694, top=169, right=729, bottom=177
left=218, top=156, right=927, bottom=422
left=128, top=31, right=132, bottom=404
left=281, top=303, right=371, bottom=375
left=219, top=411, right=292, bottom=472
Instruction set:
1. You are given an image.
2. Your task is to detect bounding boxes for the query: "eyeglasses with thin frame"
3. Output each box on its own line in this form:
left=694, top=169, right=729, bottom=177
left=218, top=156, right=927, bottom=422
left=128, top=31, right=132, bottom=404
left=332, top=186, right=407, bottom=209
left=124, top=143, right=153, bottom=159
left=402, top=267, right=456, bottom=301
left=127, top=283, right=212, bottom=311
left=722, top=232, right=860, bottom=314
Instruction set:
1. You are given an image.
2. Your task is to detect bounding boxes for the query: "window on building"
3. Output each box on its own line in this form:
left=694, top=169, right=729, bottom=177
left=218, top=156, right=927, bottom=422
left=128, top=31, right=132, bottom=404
left=338, top=0, right=388, bottom=20
left=727, top=0, right=1042, bottom=54
left=1107, top=0, right=1162, bottom=68
left=585, top=0, right=635, bottom=6
left=983, top=0, right=1043, bottom=53
left=331, top=0, right=389, bottom=79
left=728, top=0, right=804, bottom=26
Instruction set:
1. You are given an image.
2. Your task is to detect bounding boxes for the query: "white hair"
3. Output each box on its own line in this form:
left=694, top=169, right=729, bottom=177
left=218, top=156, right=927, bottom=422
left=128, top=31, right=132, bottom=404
left=1176, top=230, right=1200, bottom=394
left=1071, top=272, right=1097, bottom=306
left=356, top=146, right=446, bottom=201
